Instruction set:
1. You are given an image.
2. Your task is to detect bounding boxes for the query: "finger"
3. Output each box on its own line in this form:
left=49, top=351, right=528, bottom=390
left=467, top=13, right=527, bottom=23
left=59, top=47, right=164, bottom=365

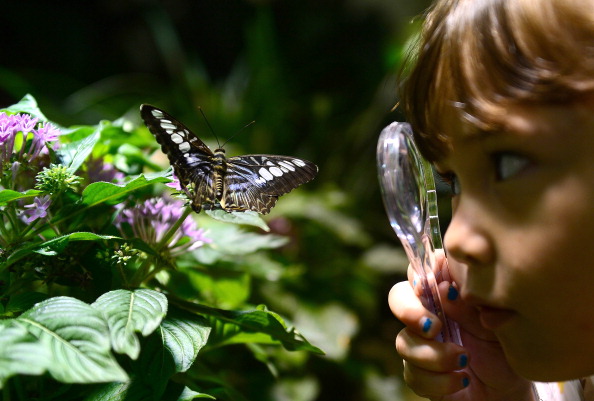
left=437, top=281, right=498, bottom=341
left=403, top=360, right=470, bottom=398
left=396, top=328, right=467, bottom=372
left=435, top=250, right=452, bottom=283
left=407, top=262, right=417, bottom=286
left=389, top=281, right=442, bottom=339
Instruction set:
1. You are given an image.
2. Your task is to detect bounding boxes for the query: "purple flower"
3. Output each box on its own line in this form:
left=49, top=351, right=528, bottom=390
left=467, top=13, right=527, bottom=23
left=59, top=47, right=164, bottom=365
left=165, top=172, right=183, bottom=191
left=0, top=114, right=18, bottom=141
left=27, top=122, right=59, bottom=160
left=16, top=114, right=38, bottom=135
left=0, top=112, right=60, bottom=166
left=85, top=156, right=125, bottom=183
left=34, top=122, right=59, bottom=143
left=0, top=114, right=18, bottom=162
left=116, top=198, right=209, bottom=255
left=23, top=195, right=51, bottom=224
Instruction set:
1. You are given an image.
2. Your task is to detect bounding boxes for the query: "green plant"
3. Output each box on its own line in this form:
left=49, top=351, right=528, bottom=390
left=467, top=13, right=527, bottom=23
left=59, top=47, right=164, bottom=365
left=0, top=95, right=322, bottom=401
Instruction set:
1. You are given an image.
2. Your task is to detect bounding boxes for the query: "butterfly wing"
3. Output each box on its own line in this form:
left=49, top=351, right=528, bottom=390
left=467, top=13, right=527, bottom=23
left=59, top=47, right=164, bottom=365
left=140, top=104, right=217, bottom=212
left=140, top=104, right=318, bottom=214
left=224, top=155, right=318, bottom=214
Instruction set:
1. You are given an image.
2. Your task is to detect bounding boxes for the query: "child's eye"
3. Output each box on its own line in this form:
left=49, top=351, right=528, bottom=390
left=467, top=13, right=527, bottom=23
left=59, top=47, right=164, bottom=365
left=437, top=172, right=461, bottom=196
left=493, top=152, right=531, bottom=181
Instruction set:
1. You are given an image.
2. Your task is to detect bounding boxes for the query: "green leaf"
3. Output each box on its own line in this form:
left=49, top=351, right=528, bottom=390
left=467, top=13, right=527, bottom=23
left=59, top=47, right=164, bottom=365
left=292, top=303, right=359, bottom=361
left=57, top=126, right=102, bottom=173
left=83, top=381, right=215, bottom=401
left=18, top=296, right=128, bottom=383
left=186, top=269, right=251, bottom=309
left=60, top=125, right=98, bottom=142
left=1, top=94, right=49, bottom=121
left=0, top=189, right=43, bottom=205
left=194, top=219, right=288, bottom=264
left=81, top=173, right=171, bottom=207
left=82, top=381, right=132, bottom=401
left=158, top=307, right=211, bottom=373
left=115, top=143, right=163, bottom=172
left=186, top=303, right=323, bottom=354
left=35, top=232, right=119, bottom=254
left=5, top=232, right=121, bottom=270
left=205, top=209, right=270, bottom=231
left=272, top=190, right=372, bottom=246
left=174, top=386, right=216, bottom=400
left=133, top=307, right=211, bottom=397
left=0, top=321, right=52, bottom=389
left=5, top=292, right=49, bottom=315
left=92, top=289, right=168, bottom=360
left=101, top=118, right=158, bottom=150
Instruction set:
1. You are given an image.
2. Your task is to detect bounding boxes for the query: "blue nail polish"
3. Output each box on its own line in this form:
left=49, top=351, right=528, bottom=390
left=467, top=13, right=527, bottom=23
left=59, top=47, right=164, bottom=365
left=413, top=279, right=417, bottom=287
left=459, top=354, right=468, bottom=368
left=462, top=377, right=470, bottom=388
left=422, top=317, right=432, bottom=333
left=447, top=285, right=459, bottom=301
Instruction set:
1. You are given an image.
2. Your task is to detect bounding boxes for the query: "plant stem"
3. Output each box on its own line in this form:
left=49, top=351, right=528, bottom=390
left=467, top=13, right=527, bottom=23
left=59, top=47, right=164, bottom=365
left=129, top=207, right=192, bottom=287
left=156, top=206, right=193, bottom=251
left=129, top=255, right=152, bottom=287
left=0, top=213, right=10, bottom=246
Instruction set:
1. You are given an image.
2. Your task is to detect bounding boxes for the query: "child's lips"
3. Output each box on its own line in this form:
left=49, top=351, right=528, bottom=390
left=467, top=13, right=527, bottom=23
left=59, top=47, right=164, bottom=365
left=477, top=306, right=516, bottom=330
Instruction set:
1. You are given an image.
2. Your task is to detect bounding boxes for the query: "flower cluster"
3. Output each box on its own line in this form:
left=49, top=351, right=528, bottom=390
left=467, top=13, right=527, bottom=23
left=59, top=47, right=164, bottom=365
left=116, top=197, right=210, bottom=256
left=0, top=112, right=60, bottom=192
left=35, top=164, right=81, bottom=194
left=85, top=156, right=125, bottom=183
left=0, top=112, right=59, bottom=166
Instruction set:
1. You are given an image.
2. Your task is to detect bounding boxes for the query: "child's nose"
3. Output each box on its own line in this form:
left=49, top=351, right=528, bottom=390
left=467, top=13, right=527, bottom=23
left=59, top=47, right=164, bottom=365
left=444, top=202, right=495, bottom=267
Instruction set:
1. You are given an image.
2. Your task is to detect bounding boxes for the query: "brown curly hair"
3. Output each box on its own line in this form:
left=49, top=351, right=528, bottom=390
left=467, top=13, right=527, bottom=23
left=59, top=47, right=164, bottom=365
left=399, top=0, right=594, bottom=161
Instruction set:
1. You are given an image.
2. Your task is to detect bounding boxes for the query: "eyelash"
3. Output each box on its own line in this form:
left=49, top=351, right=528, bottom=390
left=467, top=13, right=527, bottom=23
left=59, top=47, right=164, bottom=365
left=436, top=171, right=460, bottom=196
left=435, top=152, right=530, bottom=196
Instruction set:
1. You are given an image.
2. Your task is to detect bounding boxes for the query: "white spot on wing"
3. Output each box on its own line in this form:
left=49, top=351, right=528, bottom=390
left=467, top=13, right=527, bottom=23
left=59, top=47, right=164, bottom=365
left=269, top=167, right=283, bottom=176
left=179, top=142, right=191, bottom=152
left=151, top=109, right=164, bottom=118
left=171, top=134, right=183, bottom=144
left=161, top=121, right=176, bottom=130
left=259, top=167, right=273, bottom=181
left=278, top=161, right=295, bottom=171
left=292, top=159, right=306, bottom=167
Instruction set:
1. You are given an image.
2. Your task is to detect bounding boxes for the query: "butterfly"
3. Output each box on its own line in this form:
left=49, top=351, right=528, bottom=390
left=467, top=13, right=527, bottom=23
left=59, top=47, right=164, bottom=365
left=140, top=104, right=318, bottom=214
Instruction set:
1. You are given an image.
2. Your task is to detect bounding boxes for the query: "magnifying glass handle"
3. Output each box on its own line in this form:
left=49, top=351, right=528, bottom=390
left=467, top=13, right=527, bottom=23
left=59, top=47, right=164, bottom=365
left=418, top=237, right=462, bottom=345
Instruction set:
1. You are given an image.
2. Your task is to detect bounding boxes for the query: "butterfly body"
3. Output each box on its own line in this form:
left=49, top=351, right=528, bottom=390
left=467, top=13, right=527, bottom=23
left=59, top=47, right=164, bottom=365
left=140, top=105, right=318, bottom=214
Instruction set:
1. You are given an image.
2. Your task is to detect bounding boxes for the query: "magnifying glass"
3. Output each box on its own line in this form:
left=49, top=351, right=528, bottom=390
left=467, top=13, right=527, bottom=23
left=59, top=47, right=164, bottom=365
left=377, top=122, right=461, bottom=345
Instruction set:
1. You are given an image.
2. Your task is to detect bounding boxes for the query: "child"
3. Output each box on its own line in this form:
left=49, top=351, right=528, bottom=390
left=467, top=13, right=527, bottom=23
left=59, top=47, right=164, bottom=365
left=389, top=0, right=594, bottom=400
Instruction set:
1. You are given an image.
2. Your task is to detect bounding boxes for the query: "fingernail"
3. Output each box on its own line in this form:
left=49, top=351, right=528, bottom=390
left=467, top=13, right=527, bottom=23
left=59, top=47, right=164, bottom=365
left=413, top=279, right=417, bottom=287
left=421, top=317, right=432, bottom=333
left=458, top=354, right=468, bottom=368
left=462, top=377, right=470, bottom=388
left=447, top=285, right=459, bottom=301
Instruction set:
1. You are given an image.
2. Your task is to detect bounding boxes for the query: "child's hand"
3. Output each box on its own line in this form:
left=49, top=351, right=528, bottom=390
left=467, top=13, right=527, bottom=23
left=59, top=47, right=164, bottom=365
left=388, top=254, right=536, bottom=400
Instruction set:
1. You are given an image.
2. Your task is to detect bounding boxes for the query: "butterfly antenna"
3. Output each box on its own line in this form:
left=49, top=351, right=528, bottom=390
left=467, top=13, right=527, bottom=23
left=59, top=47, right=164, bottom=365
left=220, top=120, right=256, bottom=149
left=198, top=107, right=222, bottom=149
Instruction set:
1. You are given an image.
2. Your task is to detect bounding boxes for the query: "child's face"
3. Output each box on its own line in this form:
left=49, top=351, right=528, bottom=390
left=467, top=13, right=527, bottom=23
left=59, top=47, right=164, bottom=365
left=438, top=101, right=594, bottom=381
